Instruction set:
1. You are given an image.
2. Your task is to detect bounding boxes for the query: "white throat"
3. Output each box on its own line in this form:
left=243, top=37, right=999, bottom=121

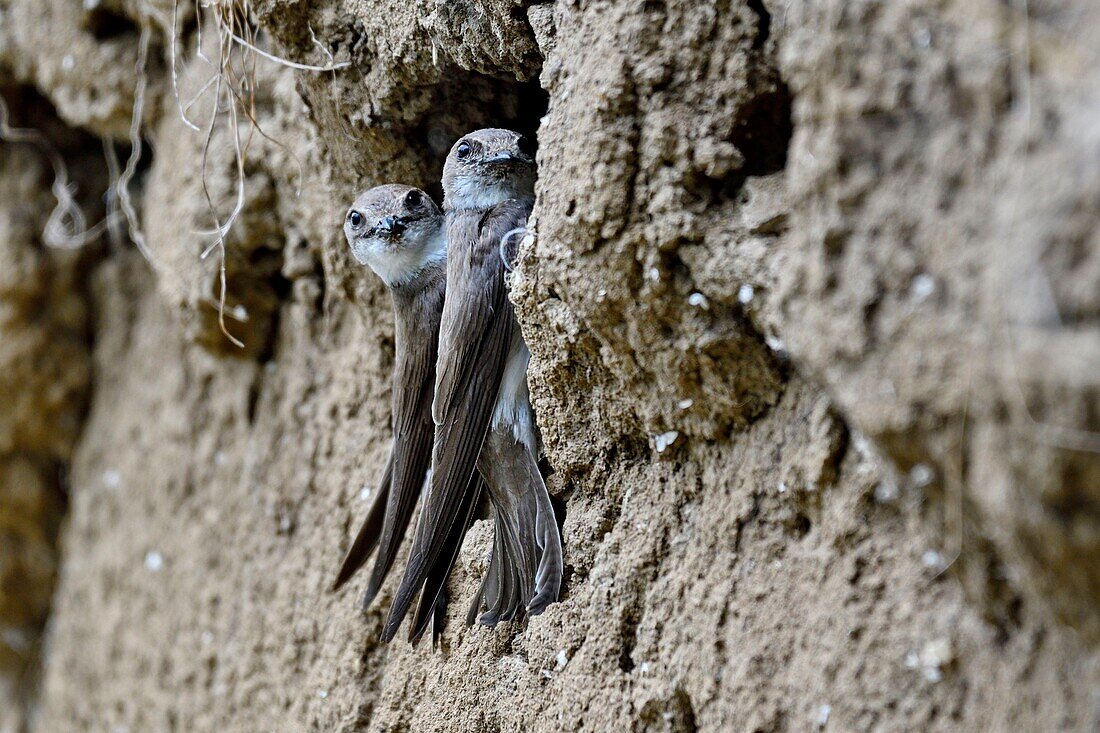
left=362, top=229, right=446, bottom=288
left=445, top=178, right=520, bottom=211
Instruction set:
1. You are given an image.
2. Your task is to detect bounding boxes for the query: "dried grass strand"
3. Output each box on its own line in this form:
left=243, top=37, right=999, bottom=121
left=0, top=97, right=110, bottom=249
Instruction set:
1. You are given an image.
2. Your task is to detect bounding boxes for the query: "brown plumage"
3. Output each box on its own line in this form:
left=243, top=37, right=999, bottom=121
left=382, top=130, right=563, bottom=642
left=334, top=184, right=475, bottom=642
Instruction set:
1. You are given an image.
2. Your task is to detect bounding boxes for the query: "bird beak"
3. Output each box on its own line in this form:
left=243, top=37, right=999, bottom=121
left=483, top=151, right=529, bottom=166
left=377, top=216, right=406, bottom=237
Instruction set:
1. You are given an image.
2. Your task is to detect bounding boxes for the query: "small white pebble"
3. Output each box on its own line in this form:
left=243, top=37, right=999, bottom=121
left=904, top=651, right=920, bottom=669
left=233, top=305, right=249, bottom=321
left=144, top=551, right=164, bottom=572
left=688, top=292, right=709, bottom=310
left=201, top=631, right=214, bottom=646
left=318, top=690, right=328, bottom=699
left=920, top=637, right=954, bottom=669
left=555, top=649, right=569, bottom=670
left=103, top=469, right=121, bottom=489
left=914, top=27, right=933, bottom=48
left=772, top=560, right=782, bottom=569
left=540, top=669, right=553, bottom=679
left=677, top=398, right=693, bottom=410
left=359, top=486, right=372, bottom=502
left=908, top=463, right=934, bottom=488
left=737, top=283, right=755, bottom=304
left=817, top=704, right=832, bottom=728
left=778, top=481, right=787, bottom=494
left=851, top=431, right=872, bottom=458
left=923, top=666, right=943, bottom=683
left=83, top=0, right=101, bottom=9
left=596, top=288, right=607, bottom=302
left=62, top=55, right=75, bottom=71
left=910, top=273, right=936, bottom=302
left=647, top=267, right=661, bottom=282
left=921, top=549, right=944, bottom=570
left=654, top=430, right=680, bottom=453
left=638, top=661, right=650, bottom=674
left=874, top=480, right=899, bottom=503
left=765, top=334, right=785, bottom=352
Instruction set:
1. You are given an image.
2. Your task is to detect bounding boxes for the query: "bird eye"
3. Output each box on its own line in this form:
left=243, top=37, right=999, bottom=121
left=455, top=140, right=473, bottom=160
left=404, top=189, right=423, bottom=209
left=348, top=210, right=363, bottom=228
left=516, top=134, right=536, bottom=160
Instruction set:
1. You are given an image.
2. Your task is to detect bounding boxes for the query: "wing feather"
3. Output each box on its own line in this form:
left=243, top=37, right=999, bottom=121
left=332, top=277, right=445, bottom=607
left=361, top=281, right=444, bottom=608
left=408, top=473, right=484, bottom=643
left=382, top=200, right=530, bottom=642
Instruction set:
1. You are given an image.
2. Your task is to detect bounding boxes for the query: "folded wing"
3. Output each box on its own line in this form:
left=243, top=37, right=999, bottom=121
left=381, top=199, right=531, bottom=642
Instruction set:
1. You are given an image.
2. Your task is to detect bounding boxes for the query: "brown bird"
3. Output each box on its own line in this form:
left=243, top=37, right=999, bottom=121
left=382, top=129, right=563, bottom=642
left=332, top=183, right=482, bottom=642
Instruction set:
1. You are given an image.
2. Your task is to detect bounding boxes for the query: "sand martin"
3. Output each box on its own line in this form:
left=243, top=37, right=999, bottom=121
left=333, top=184, right=483, bottom=643
left=382, top=129, right=563, bottom=642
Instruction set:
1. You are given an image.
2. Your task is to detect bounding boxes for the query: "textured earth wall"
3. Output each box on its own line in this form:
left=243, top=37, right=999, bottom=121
left=1, top=0, right=1098, bottom=731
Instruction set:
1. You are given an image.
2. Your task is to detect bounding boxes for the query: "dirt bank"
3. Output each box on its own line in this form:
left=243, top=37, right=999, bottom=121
left=0, top=1, right=1097, bottom=731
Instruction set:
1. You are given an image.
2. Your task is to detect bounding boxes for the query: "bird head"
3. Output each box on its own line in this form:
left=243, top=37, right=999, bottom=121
left=344, top=185, right=445, bottom=287
left=442, top=128, right=536, bottom=211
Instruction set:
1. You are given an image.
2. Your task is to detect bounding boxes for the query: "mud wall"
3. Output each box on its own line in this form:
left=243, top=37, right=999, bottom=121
left=1, top=0, right=1098, bottom=731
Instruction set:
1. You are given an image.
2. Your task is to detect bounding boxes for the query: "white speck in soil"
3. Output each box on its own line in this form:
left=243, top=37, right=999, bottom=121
left=921, top=549, right=944, bottom=570
left=688, top=292, right=709, bottom=310
left=144, top=551, right=164, bottom=572
left=874, top=480, right=899, bottom=503
left=908, top=463, right=934, bottom=488
left=910, top=273, right=936, bottom=302
left=654, top=430, right=680, bottom=452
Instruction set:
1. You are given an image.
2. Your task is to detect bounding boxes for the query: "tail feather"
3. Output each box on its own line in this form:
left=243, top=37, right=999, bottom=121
left=409, top=475, right=483, bottom=643
left=468, top=519, right=502, bottom=626
left=528, top=472, right=563, bottom=615
left=474, top=430, right=563, bottom=626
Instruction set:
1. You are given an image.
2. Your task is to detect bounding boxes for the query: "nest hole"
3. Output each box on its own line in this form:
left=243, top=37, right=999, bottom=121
left=413, top=71, right=549, bottom=203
